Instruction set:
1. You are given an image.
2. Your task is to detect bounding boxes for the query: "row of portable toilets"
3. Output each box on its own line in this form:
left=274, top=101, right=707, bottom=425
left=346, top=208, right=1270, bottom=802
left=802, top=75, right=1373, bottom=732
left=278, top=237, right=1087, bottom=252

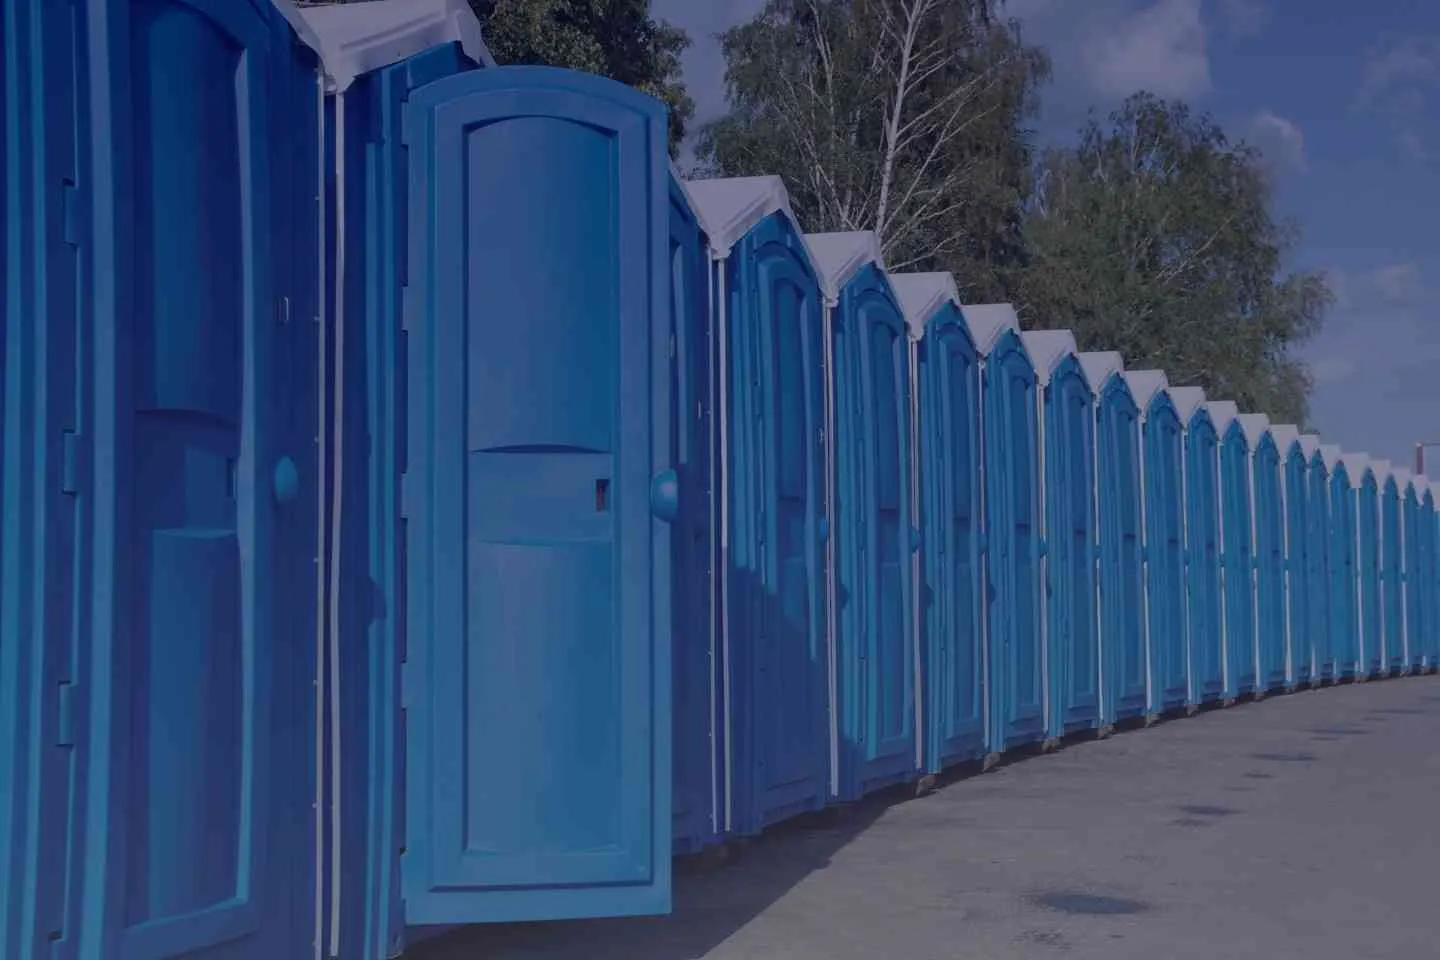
left=3, top=1, right=1438, bottom=958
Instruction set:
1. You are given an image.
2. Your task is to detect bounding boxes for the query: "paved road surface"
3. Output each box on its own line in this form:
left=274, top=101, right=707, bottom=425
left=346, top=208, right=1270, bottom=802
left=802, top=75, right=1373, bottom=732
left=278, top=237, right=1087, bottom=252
left=412, top=674, right=1440, bottom=960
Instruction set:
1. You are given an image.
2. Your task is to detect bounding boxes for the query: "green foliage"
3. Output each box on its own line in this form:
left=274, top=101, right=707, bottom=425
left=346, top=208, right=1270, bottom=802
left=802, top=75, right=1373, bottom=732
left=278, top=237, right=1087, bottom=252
left=469, top=0, right=694, bottom=156
left=694, top=0, right=1050, bottom=302
left=1015, top=93, right=1330, bottom=425
left=319, top=0, right=1331, bottom=421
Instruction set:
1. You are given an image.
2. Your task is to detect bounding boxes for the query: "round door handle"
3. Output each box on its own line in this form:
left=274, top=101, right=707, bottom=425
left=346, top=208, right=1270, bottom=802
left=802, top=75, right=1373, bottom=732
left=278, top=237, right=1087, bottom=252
left=273, top=456, right=300, bottom=506
left=650, top=469, right=679, bottom=522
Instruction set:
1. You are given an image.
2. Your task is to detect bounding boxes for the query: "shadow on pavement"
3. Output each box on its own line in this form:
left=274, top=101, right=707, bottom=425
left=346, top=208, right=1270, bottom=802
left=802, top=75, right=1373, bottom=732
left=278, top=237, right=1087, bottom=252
left=407, top=788, right=900, bottom=960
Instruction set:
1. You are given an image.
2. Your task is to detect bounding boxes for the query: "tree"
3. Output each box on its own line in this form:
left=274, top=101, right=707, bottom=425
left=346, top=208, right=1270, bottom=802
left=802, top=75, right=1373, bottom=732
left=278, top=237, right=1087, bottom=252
left=1016, top=93, right=1330, bottom=425
left=695, top=0, right=1049, bottom=301
left=469, top=0, right=694, bottom=155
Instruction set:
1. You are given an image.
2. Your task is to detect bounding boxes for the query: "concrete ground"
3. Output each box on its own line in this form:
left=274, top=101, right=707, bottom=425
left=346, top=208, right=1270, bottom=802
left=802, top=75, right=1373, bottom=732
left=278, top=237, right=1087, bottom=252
left=412, top=674, right=1440, bottom=960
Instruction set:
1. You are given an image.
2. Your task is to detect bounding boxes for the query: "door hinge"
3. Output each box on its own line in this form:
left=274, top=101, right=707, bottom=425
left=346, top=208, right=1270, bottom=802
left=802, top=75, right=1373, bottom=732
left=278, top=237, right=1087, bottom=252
left=399, top=471, right=412, bottom=520
left=57, top=681, right=76, bottom=747
left=278, top=295, right=292, bottom=326
left=61, top=179, right=80, bottom=247
left=61, top=430, right=83, bottom=495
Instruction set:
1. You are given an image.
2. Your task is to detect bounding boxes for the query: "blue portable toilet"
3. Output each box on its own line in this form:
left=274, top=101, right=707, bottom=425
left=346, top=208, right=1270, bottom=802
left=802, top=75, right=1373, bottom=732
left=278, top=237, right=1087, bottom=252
left=1211, top=403, right=1257, bottom=699
left=1392, top=466, right=1419, bottom=671
left=1425, top=481, right=1440, bottom=671
left=1351, top=457, right=1384, bottom=677
left=1270, top=426, right=1309, bottom=686
left=962, top=305, right=1044, bottom=756
left=1171, top=387, right=1224, bottom=706
left=300, top=3, right=497, bottom=951
left=685, top=175, right=829, bottom=837
left=1327, top=448, right=1361, bottom=679
left=894, top=274, right=985, bottom=775
left=1414, top=473, right=1437, bottom=671
left=1377, top=461, right=1405, bottom=672
left=659, top=178, right=721, bottom=853
left=1402, top=471, right=1428, bottom=671
left=808, top=230, right=919, bottom=799
left=1124, top=370, right=1188, bottom=717
left=1301, top=434, right=1330, bottom=682
left=1427, top=481, right=1440, bottom=671
left=1079, top=352, right=1147, bottom=727
left=1022, top=331, right=1100, bottom=742
left=310, top=3, right=696, bottom=945
left=1242, top=415, right=1288, bottom=692
left=2, top=2, right=324, bottom=958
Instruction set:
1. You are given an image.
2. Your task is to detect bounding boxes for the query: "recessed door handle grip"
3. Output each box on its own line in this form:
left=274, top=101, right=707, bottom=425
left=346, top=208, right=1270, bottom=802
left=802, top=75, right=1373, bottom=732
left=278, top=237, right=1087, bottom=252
left=273, top=456, right=299, bottom=506
left=651, top=469, right=678, bottom=523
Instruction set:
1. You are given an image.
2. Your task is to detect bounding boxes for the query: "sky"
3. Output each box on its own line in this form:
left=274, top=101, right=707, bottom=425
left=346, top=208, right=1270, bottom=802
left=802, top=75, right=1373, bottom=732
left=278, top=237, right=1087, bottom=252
left=653, top=0, right=1440, bottom=472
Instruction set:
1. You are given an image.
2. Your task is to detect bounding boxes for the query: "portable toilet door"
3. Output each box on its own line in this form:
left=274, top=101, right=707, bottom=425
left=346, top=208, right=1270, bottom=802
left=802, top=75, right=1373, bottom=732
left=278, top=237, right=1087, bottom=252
left=1402, top=472, right=1426, bottom=671
left=1291, top=435, right=1321, bottom=685
left=1245, top=417, right=1287, bottom=691
left=60, top=2, right=328, bottom=957
left=1126, top=371, right=1187, bottom=716
left=966, top=305, right=1044, bottom=755
left=1272, top=427, right=1308, bottom=685
left=1173, top=388, right=1224, bottom=705
left=1083, top=353, right=1147, bottom=726
left=896, top=275, right=984, bottom=775
left=1214, top=405, right=1258, bottom=698
left=1023, top=331, right=1099, bottom=741
left=686, top=176, right=830, bottom=838
left=1330, top=454, right=1365, bottom=679
left=1415, top=475, right=1436, bottom=671
left=400, top=65, right=678, bottom=924
left=1378, top=463, right=1405, bottom=672
left=1393, top=467, right=1418, bottom=671
left=1323, top=447, right=1357, bottom=679
left=1304, top=442, right=1336, bottom=682
left=809, top=231, right=918, bottom=800
left=1356, top=461, right=1383, bottom=676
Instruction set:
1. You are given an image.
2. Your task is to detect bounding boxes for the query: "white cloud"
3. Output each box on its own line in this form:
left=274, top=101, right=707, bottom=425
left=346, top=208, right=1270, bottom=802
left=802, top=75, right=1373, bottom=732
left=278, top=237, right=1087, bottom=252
left=1357, top=37, right=1440, bottom=108
left=1304, top=260, right=1440, bottom=464
left=1326, top=268, right=1353, bottom=312
left=1371, top=262, right=1421, bottom=306
left=1247, top=110, right=1307, bottom=172
left=1400, top=129, right=1428, bottom=160
left=1080, top=0, right=1211, bottom=100
left=1216, top=0, right=1268, bottom=38
left=1309, top=356, right=1357, bottom=385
